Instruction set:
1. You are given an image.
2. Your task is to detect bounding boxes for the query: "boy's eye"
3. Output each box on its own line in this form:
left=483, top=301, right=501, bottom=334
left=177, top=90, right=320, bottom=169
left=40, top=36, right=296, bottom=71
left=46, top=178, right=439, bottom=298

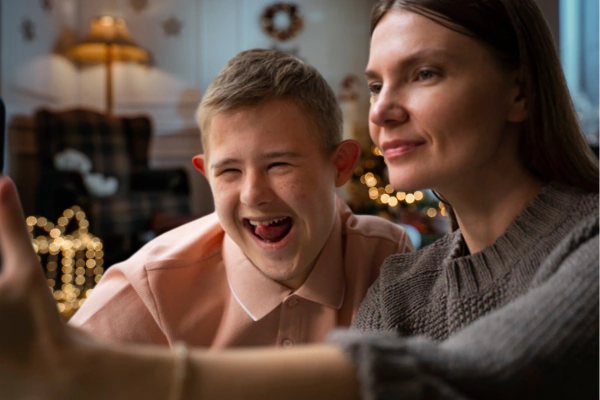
left=217, top=169, right=241, bottom=176
left=268, top=162, right=290, bottom=170
left=268, top=162, right=294, bottom=173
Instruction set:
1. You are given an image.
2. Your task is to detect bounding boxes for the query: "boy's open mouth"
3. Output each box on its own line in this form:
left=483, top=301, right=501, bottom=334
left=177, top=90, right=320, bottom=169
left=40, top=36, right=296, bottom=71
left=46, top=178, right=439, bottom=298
left=245, top=217, right=293, bottom=243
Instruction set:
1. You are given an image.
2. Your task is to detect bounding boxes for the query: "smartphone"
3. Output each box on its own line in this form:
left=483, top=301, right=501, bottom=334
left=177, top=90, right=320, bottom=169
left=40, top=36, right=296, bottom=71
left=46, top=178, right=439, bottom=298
left=0, top=98, right=4, bottom=174
left=0, top=98, right=3, bottom=271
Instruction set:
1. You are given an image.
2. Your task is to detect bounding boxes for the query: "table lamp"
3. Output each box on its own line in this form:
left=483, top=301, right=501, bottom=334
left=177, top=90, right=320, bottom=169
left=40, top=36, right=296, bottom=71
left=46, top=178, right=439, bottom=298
left=68, top=16, right=150, bottom=114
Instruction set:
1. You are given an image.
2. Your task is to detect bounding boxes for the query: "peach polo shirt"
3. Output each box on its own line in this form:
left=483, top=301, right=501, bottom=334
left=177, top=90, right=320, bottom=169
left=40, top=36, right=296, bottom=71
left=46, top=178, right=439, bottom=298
left=70, top=198, right=413, bottom=348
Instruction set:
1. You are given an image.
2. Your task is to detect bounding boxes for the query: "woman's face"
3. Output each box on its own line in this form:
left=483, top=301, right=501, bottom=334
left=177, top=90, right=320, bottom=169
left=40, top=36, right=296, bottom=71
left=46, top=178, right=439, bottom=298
left=367, top=9, right=526, bottom=193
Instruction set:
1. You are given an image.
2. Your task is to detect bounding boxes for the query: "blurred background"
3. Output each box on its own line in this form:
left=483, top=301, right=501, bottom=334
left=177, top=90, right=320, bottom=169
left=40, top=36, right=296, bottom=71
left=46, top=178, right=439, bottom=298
left=0, top=0, right=597, bottom=315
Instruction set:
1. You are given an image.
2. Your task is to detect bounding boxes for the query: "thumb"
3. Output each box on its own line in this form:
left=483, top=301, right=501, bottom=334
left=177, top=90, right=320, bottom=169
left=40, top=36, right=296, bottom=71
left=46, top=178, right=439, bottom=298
left=0, top=176, right=39, bottom=281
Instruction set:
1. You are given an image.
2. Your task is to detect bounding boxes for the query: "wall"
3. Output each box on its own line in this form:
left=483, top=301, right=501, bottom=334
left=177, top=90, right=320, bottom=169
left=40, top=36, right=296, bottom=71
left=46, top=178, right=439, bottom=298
left=1, top=0, right=376, bottom=216
left=2, top=0, right=79, bottom=113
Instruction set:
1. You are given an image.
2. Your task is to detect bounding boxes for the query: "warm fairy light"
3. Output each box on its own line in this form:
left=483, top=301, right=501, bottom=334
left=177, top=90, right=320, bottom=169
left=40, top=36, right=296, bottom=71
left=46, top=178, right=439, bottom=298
left=369, top=187, right=379, bottom=199
left=366, top=177, right=378, bottom=187
left=371, top=145, right=383, bottom=157
left=28, top=206, right=104, bottom=320
left=363, top=173, right=377, bottom=187
left=355, top=148, right=447, bottom=221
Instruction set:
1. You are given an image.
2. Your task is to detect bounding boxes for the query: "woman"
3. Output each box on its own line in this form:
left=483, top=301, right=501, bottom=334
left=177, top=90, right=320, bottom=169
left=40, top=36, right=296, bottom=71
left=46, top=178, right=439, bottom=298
left=0, top=0, right=597, bottom=399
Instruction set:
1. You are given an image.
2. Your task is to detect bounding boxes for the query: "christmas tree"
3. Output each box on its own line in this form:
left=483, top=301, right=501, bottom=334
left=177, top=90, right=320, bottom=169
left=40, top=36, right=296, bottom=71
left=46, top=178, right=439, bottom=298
left=345, top=144, right=450, bottom=248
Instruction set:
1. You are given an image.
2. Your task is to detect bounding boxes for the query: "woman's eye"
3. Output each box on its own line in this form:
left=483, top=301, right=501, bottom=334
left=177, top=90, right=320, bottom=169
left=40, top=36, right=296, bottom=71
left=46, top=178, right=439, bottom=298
left=416, top=69, right=437, bottom=81
left=368, top=83, right=382, bottom=96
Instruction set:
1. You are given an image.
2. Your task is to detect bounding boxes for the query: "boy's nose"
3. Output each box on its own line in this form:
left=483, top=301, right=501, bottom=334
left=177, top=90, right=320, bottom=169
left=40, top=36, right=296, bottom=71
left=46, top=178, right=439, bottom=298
left=240, top=172, right=272, bottom=207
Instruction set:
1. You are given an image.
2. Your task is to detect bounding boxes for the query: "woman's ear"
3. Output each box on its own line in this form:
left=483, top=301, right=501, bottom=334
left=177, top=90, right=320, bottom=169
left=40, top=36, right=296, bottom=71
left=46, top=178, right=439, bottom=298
left=192, top=155, right=207, bottom=177
left=507, top=71, right=528, bottom=123
left=332, top=140, right=361, bottom=187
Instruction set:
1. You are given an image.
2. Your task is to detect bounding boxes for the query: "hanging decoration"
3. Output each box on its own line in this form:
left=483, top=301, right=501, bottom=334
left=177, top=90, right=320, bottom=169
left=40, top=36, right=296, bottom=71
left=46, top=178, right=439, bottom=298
left=338, top=75, right=360, bottom=102
left=130, top=0, right=149, bottom=13
left=261, top=3, right=304, bottom=41
left=40, top=0, right=53, bottom=12
left=163, top=16, right=183, bottom=37
left=21, top=18, right=36, bottom=42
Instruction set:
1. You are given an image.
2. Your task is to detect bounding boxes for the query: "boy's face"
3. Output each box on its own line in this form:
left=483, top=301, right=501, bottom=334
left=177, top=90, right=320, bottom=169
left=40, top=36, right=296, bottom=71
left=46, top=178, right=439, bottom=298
left=193, top=99, right=357, bottom=290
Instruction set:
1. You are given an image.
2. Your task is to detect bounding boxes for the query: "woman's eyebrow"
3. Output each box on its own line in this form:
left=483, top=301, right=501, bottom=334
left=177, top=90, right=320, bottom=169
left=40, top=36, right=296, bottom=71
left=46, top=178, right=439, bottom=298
left=365, top=48, right=454, bottom=79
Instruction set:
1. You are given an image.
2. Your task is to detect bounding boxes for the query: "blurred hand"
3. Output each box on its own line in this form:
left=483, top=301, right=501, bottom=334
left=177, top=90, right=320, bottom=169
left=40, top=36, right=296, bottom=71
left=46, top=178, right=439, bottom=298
left=0, top=176, right=84, bottom=398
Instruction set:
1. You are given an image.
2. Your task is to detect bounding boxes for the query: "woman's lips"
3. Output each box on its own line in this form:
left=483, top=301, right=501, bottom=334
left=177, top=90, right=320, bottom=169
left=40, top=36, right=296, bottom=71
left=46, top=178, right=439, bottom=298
left=381, top=141, right=425, bottom=159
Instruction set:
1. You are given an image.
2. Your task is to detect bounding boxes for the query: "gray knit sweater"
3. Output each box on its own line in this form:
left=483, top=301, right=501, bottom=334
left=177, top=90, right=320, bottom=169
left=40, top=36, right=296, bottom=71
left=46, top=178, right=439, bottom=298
left=330, top=182, right=599, bottom=400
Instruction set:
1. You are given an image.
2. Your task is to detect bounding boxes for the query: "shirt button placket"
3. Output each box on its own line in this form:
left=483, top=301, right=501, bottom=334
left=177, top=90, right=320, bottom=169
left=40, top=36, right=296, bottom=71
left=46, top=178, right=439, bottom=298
left=288, top=297, right=299, bottom=308
left=280, top=296, right=300, bottom=348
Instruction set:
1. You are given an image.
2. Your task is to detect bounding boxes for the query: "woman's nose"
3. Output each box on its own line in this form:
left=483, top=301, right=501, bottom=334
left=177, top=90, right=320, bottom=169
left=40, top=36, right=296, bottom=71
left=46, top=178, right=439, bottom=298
left=369, top=87, right=409, bottom=128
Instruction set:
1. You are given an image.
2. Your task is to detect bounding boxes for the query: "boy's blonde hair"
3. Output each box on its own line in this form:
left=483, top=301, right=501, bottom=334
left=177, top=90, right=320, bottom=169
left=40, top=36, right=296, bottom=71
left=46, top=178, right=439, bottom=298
left=197, top=49, right=343, bottom=154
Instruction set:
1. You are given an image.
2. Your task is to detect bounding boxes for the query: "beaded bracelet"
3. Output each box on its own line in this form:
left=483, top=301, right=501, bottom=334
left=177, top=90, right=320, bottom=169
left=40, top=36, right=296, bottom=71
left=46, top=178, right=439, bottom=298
left=169, top=341, right=189, bottom=400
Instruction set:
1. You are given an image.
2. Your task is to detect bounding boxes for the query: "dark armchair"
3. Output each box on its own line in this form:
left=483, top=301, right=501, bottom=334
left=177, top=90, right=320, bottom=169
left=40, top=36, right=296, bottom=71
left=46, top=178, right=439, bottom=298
left=12, top=108, right=191, bottom=263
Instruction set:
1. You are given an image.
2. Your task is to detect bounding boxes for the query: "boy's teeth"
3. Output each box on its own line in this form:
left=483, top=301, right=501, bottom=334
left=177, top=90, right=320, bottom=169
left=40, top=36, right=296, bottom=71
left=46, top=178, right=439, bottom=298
left=249, top=217, right=285, bottom=227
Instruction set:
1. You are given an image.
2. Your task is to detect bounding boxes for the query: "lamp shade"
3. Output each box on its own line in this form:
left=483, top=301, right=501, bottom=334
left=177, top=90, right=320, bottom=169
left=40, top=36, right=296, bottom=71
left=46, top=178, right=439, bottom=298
left=69, top=16, right=149, bottom=63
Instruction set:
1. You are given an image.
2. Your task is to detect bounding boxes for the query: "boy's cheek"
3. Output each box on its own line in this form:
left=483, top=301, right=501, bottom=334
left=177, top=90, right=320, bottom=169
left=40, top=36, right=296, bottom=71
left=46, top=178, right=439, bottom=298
left=210, top=181, right=234, bottom=196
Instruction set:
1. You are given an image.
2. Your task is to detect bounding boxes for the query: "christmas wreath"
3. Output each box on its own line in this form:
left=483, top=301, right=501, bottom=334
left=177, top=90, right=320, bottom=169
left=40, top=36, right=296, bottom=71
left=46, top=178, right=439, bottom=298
left=261, top=3, right=304, bottom=41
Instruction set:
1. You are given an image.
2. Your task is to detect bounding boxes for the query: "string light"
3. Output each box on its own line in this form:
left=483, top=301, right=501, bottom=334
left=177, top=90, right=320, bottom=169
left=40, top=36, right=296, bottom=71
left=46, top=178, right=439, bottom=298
left=27, top=206, right=104, bottom=319
left=355, top=145, right=445, bottom=214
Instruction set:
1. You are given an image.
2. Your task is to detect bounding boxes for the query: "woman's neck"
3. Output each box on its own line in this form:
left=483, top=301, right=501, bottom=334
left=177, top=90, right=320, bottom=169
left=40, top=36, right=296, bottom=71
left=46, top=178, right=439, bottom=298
left=441, top=170, right=545, bottom=255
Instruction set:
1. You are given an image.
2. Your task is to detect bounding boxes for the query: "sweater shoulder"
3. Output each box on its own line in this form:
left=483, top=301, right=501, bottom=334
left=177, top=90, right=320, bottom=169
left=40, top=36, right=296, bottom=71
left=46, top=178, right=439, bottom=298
left=380, top=230, right=459, bottom=278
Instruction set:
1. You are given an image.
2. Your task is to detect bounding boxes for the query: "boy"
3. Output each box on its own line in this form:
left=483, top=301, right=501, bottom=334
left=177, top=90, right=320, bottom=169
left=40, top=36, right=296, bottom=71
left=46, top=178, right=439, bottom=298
left=69, top=49, right=413, bottom=348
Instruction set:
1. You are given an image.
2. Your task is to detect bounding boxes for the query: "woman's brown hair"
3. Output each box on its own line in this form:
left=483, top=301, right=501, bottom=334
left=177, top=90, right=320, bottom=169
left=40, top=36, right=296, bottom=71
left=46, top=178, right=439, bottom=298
left=371, top=0, right=599, bottom=194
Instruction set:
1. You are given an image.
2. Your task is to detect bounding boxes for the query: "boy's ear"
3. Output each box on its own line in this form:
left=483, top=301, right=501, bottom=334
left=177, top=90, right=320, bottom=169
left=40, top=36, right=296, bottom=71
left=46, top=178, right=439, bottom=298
left=332, top=140, right=361, bottom=187
left=192, top=155, right=207, bottom=177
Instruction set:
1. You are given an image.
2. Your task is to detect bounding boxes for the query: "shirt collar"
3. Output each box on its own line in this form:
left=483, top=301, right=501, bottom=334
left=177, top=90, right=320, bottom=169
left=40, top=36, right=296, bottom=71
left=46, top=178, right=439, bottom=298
left=223, top=200, right=345, bottom=321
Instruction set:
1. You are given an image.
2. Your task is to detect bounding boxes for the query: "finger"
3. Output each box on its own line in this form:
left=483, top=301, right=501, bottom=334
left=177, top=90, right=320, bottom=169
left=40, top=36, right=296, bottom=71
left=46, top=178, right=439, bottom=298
left=0, top=176, right=39, bottom=276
